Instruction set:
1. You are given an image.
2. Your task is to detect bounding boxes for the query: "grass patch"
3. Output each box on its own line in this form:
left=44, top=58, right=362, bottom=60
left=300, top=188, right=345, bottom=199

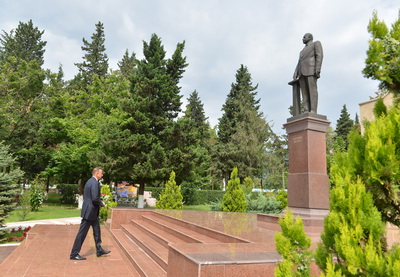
left=5, top=205, right=81, bottom=223
left=182, top=205, right=211, bottom=211
left=5, top=192, right=80, bottom=223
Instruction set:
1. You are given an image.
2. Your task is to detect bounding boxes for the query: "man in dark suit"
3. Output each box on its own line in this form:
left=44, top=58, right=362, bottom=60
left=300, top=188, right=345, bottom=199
left=293, top=33, right=323, bottom=113
left=70, top=168, right=111, bottom=260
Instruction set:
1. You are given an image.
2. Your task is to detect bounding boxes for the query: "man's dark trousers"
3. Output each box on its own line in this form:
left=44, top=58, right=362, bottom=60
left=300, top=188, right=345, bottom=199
left=70, top=218, right=102, bottom=258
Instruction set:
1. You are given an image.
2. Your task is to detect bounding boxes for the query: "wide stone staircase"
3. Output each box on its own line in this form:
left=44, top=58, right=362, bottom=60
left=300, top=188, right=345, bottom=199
left=110, top=210, right=253, bottom=277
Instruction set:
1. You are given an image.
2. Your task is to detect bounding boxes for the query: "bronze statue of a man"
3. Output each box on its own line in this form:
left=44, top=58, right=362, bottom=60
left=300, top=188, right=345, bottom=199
left=292, top=33, right=323, bottom=114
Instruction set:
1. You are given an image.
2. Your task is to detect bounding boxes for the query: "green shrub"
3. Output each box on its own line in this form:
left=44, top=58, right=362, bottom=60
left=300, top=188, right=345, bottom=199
left=274, top=209, right=312, bottom=277
left=144, top=187, right=163, bottom=199
left=276, top=190, right=288, bottom=211
left=246, top=192, right=282, bottom=214
left=220, top=168, right=247, bottom=212
left=57, top=183, right=79, bottom=204
left=16, top=191, right=31, bottom=221
left=181, top=182, right=196, bottom=205
left=210, top=199, right=222, bottom=211
left=99, top=184, right=117, bottom=222
left=148, top=187, right=224, bottom=205
left=156, top=171, right=183, bottom=210
left=241, top=176, right=253, bottom=195
left=29, top=178, right=45, bottom=211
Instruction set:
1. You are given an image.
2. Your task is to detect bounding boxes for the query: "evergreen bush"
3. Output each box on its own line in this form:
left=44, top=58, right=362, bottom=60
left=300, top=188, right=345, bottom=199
left=57, top=183, right=79, bottom=204
left=331, top=106, right=400, bottom=226
left=246, top=192, right=281, bottom=214
left=29, top=178, right=45, bottom=211
left=274, top=209, right=312, bottom=277
left=156, top=171, right=183, bottom=210
left=0, top=143, right=24, bottom=241
left=276, top=190, right=288, bottom=211
left=220, top=168, right=247, bottom=212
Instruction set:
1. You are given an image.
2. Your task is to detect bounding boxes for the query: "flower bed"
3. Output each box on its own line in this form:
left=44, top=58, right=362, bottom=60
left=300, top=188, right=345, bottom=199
left=6, top=226, right=31, bottom=242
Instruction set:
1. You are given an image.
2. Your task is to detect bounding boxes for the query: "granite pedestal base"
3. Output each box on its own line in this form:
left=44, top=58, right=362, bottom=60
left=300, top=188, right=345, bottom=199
left=284, top=114, right=330, bottom=213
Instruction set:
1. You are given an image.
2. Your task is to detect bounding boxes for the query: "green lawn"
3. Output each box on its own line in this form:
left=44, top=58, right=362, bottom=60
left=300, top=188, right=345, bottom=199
left=5, top=204, right=81, bottom=223
left=5, top=192, right=81, bottom=223
left=5, top=192, right=214, bottom=223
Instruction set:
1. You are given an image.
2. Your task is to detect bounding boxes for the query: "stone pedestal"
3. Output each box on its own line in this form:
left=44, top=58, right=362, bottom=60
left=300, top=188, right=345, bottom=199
left=284, top=113, right=330, bottom=214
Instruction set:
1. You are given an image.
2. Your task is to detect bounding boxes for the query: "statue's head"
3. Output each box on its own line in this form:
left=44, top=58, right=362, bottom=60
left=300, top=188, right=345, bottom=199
left=302, top=33, right=313, bottom=44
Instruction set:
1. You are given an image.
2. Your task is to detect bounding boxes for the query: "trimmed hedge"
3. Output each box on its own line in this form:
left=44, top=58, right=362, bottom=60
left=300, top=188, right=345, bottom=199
left=57, top=183, right=79, bottom=204
left=146, top=187, right=224, bottom=205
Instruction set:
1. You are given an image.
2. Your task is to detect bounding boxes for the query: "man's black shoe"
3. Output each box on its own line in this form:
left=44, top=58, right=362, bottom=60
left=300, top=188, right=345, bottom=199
left=70, top=255, right=86, bottom=260
left=96, top=250, right=111, bottom=257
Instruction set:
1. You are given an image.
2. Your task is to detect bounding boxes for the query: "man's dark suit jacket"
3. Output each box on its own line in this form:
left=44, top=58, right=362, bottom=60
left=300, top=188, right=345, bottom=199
left=81, top=177, right=104, bottom=220
left=296, top=41, right=323, bottom=77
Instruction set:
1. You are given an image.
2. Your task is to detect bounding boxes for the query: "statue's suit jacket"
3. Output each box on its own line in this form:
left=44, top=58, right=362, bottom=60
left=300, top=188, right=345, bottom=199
left=81, top=177, right=104, bottom=221
left=295, top=41, right=323, bottom=77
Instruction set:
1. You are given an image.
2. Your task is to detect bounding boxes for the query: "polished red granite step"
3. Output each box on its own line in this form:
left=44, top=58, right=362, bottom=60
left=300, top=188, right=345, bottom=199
left=121, top=223, right=169, bottom=271
left=111, top=228, right=166, bottom=277
left=0, top=224, right=140, bottom=277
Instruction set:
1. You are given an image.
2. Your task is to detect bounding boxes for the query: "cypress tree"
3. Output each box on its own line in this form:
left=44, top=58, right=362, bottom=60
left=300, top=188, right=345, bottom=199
left=274, top=210, right=312, bottom=277
left=315, top=170, right=399, bottom=275
left=220, top=168, right=247, bottom=212
left=156, top=171, right=183, bottom=210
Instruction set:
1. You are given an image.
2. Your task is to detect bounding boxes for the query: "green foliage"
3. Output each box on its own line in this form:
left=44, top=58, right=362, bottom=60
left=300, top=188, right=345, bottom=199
left=274, top=209, right=312, bottom=277
left=246, top=192, right=282, bottom=213
left=117, top=49, right=136, bottom=78
left=16, top=190, right=31, bottom=221
left=57, top=183, right=79, bottom=204
left=99, top=184, right=117, bottom=222
left=156, top=171, right=183, bottom=210
left=214, top=65, right=271, bottom=182
left=75, top=21, right=109, bottom=83
left=241, top=176, right=253, bottom=195
left=0, top=19, right=47, bottom=66
left=330, top=106, right=400, bottom=226
left=276, top=190, right=288, bottom=210
left=29, top=178, right=45, bottom=211
left=363, top=11, right=400, bottom=93
left=315, top=175, right=400, bottom=275
left=373, top=97, right=387, bottom=117
left=335, top=104, right=354, bottom=149
left=0, top=142, right=24, bottom=241
left=220, top=168, right=247, bottom=212
left=319, top=105, right=400, bottom=274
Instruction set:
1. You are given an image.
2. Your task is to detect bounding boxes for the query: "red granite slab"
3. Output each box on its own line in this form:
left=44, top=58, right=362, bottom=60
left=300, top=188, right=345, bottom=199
left=0, top=224, right=139, bottom=277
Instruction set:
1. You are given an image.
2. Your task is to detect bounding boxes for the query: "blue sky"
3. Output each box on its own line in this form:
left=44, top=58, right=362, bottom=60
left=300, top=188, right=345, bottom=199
left=1, top=0, right=398, bottom=134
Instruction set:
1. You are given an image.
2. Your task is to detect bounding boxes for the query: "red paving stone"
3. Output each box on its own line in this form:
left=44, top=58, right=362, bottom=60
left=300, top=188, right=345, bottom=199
left=2, top=209, right=399, bottom=276
left=0, top=224, right=140, bottom=277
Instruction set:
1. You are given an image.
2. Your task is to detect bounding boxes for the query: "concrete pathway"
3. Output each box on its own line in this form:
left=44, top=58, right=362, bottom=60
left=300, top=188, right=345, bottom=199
left=5, top=217, right=82, bottom=229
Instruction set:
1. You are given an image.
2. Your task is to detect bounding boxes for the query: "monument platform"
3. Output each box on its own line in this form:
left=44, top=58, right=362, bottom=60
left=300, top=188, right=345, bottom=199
left=1, top=208, right=398, bottom=276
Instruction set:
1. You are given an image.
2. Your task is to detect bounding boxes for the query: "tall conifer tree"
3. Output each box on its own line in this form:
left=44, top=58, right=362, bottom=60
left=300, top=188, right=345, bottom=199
left=118, top=49, right=136, bottom=78
left=75, top=21, right=109, bottom=84
left=335, top=104, right=353, bottom=149
left=0, top=19, right=47, bottom=66
left=215, top=65, right=269, bottom=182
